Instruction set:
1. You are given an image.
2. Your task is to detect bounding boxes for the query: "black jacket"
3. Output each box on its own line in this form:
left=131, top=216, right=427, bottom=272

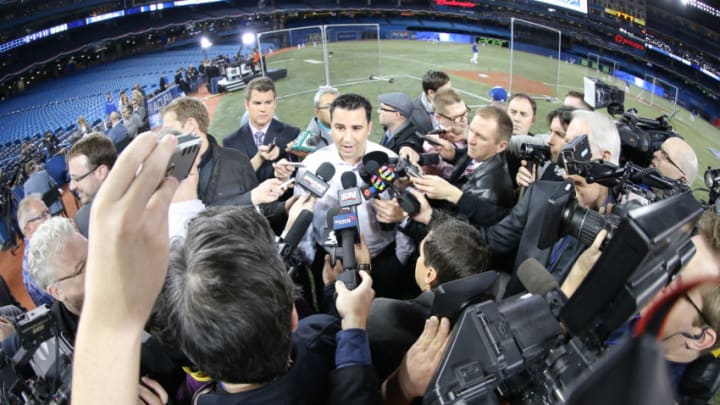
left=450, top=151, right=514, bottom=227
left=199, top=135, right=257, bottom=207
left=381, top=121, right=423, bottom=154
left=409, top=96, right=434, bottom=135
left=223, top=119, right=300, bottom=182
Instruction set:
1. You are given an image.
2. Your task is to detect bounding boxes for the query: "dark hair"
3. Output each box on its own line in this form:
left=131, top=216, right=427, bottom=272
left=508, top=93, right=537, bottom=117
left=546, top=106, right=576, bottom=128
left=422, top=216, right=489, bottom=285
left=66, top=132, right=117, bottom=169
left=422, top=70, right=451, bottom=94
left=476, top=106, right=513, bottom=143
left=566, top=91, right=594, bottom=111
left=245, top=76, right=276, bottom=101
left=162, top=207, right=293, bottom=384
left=330, top=93, right=372, bottom=123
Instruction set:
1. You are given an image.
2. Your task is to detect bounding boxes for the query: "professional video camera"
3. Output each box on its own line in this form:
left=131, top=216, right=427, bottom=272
left=425, top=190, right=703, bottom=404
left=702, top=167, right=720, bottom=206
left=583, top=77, right=679, bottom=167
left=0, top=305, right=73, bottom=404
left=542, top=135, right=688, bottom=249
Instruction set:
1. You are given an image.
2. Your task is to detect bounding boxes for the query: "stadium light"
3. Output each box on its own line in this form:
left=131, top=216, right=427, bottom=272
left=241, top=32, right=255, bottom=46
left=200, top=36, right=213, bottom=49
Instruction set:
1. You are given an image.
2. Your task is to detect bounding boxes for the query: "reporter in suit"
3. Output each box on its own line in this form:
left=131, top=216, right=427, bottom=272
left=223, top=77, right=300, bottom=182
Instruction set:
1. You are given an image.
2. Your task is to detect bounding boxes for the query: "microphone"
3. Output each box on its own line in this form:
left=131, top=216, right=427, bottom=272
left=332, top=208, right=359, bottom=289
left=517, top=258, right=567, bottom=317
left=359, top=160, right=387, bottom=200
left=339, top=171, right=363, bottom=212
left=296, top=162, right=335, bottom=197
left=279, top=210, right=314, bottom=260
left=363, top=150, right=389, bottom=167
left=517, top=258, right=558, bottom=295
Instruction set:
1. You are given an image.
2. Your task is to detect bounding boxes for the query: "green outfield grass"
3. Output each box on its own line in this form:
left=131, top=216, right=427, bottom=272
left=209, top=39, right=720, bottom=197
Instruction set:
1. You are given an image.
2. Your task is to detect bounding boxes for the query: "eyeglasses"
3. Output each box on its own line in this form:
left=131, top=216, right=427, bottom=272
left=437, top=106, right=471, bottom=124
left=71, top=166, right=99, bottom=183
left=26, top=210, right=50, bottom=227
left=685, top=292, right=713, bottom=328
left=658, top=148, right=685, bottom=176
left=316, top=105, right=331, bottom=110
left=54, top=260, right=85, bottom=284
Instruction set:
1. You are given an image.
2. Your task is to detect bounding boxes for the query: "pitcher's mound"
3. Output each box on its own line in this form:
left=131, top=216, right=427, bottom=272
left=450, top=70, right=553, bottom=97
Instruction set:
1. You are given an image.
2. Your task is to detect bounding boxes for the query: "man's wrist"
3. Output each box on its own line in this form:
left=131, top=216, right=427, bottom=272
left=447, top=187, right=463, bottom=204
left=341, top=315, right=367, bottom=330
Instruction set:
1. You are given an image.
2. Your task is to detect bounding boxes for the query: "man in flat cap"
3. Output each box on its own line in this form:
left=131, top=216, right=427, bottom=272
left=377, top=92, right=423, bottom=154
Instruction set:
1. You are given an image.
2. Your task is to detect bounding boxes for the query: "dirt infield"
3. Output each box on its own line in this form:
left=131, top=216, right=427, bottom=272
left=449, top=70, right=553, bottom=97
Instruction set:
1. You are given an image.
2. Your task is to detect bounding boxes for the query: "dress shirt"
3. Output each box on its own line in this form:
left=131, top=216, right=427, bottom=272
left=249, top=122, right=271, bottom=147
left=296, top=142, right=414, bottom=264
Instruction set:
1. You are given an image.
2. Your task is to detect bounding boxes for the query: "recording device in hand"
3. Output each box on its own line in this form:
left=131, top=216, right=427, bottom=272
left=425, top=191, right=703, bottom=404
left=360, top=151, right=421, bottom=216
left=279, top=209, right=314, bottom=273
left=296, top=162, right=335, bottom=198
left=328, top=207, right=360, bottom=290
left=165, top=133, right=201, bottom=181
left=417, top=131, right=444, bottom=146
left=339, top=172, right=363, bottom=212
left=519, top=143, right=551, bottom=174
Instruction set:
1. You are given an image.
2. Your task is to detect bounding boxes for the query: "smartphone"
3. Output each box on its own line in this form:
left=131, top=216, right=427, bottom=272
left=165, top=133, right=201, bottom=181
left=263, top=135, right=277, bottom=147
left=416, top=132, right=443, bottom=146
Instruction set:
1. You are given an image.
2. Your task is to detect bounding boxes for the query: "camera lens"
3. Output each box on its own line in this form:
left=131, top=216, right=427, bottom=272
left=561, top=202, right=605, bottom=246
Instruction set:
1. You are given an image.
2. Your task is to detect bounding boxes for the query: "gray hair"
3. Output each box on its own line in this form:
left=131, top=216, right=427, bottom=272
left=28, top=217, right=78, bottom=291
left=17, top=193, right=45, bottom=231
left=313, top=86, right=339, bottom=107
left=571, top=110, right=621, bottom=165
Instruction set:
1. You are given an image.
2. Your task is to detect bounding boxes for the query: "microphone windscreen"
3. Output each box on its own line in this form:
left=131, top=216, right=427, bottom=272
left=326, top=207, right=341, bottom=228
left=283, top=210, right=314, bottom=252
left=363, top=151, right=389, bottom=166
left=517, top=258, right=559, bottom=296
left=341, top=171, right=357, bottom=189
left=364, top=161, right=380, bottom=176
left=316, top=162, right=336, bottom=182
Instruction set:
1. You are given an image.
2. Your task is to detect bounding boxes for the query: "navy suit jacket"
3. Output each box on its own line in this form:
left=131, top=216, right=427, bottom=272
left=223, top=119, right=300, bottom=182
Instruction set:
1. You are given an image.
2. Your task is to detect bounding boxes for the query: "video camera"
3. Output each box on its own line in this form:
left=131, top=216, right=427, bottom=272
left=1, top=305, right=73, bottom=404
left=425, top=190, right=703, bottom=404
left=518, top=143, right=551, bottom=173
left=583, top=77, right=679, bottom=168
left=544, top=135, right=688, bottom=249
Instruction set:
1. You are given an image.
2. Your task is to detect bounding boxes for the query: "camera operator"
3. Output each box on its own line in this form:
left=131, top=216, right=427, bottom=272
left=407, top=106, right=514, bottom=229
left=366, top=216, right=490, bottom=380
left=649, top=137, right=698, bottom=186
left=514, top=106, right=575, bottom=188
left=473, top=110, right=621, bottom=295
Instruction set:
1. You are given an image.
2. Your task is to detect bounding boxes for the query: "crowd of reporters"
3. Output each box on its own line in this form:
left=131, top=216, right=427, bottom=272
left=2, top=69, right=719, bottom=404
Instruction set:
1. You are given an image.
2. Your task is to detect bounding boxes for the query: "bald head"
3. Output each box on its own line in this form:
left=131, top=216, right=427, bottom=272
left=651, top=137, right=698, bottom=185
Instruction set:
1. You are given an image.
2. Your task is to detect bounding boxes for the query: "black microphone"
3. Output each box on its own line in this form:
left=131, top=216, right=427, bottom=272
left=279, top=209, right=314, bottom=260
left=332, top=208, right=359, bottom=289
left=296, top=162, right=335, bottom=197
left=517, top=258, right=567, bottom=317
left=339, top=171, right=363, bottom=212
left=363, top=150, right=389, bottom=167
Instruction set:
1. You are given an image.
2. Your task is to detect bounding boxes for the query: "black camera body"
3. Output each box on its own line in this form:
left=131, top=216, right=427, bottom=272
left=1, top=305, right=73, bottom=404
left=425, top=191, right=703, bottom=404
left=519, top=143, right=551, bottom=173
left=616, top=109, right=678, bottom=168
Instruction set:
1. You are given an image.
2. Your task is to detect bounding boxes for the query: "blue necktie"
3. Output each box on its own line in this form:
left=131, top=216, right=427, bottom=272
left=254, top=131, right=264, bottom=147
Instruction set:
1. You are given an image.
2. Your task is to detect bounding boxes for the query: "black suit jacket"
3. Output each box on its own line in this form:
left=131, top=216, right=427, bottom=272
left=382, top=121, right=423, bottom=154
left=450, top=152, right=514, bottom=227
left=223, top=119, right=300, bottom=182
left=409, top=96, right=434, bottom=135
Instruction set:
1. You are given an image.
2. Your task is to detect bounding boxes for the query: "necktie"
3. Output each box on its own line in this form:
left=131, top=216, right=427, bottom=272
left=254, top=131, right=264, bottom=147
left=382, top=131, right=391, bottom=146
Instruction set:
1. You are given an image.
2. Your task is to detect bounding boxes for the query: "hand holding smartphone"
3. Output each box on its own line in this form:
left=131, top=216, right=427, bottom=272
left=165, top=133, right=201, bottom=181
